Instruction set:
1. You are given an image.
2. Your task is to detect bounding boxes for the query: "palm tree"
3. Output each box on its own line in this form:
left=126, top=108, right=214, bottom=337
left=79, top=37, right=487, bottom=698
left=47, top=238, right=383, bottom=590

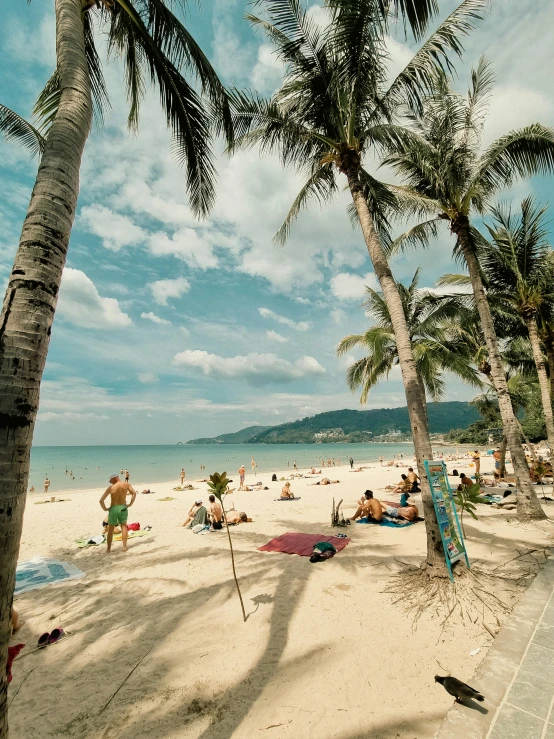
left=386, top=60, right=554, bottom=520
left=337, top=270, right=481, bottom=405
left=479, top=198, right=554, bottom=450
left=0, top=103, right=45, bottom=158
left=0, top=2, right=231, bottom=730
left=230, top=0, right=486, bottom=575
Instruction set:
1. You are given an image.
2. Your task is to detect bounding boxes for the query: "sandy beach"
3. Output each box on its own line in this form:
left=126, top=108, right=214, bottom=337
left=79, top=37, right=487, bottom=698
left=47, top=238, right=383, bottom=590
left=10, top=456, right=554, bottom=739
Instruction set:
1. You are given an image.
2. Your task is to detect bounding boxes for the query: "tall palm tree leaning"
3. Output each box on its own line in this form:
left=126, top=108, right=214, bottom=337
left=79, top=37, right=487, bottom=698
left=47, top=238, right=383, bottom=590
left=230, top=0, right=487, bottom=575
left=481, top=199, right=554, bottom=451
left=0, top=1, right=231, bottom=731
left=387, top=59, right=554, bottom=520
left=337, top=269, right=481, bottom=405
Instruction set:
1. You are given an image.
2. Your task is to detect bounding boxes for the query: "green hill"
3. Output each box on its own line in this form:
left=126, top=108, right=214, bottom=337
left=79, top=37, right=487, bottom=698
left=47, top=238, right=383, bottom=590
left=186, top=425, right=272, bottom=445
left=186, top=402, right=480, bottom=444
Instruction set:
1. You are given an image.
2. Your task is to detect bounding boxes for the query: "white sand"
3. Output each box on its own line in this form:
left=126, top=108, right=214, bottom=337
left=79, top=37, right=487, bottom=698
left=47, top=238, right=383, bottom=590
left=10, top=456, right=554, bottom=738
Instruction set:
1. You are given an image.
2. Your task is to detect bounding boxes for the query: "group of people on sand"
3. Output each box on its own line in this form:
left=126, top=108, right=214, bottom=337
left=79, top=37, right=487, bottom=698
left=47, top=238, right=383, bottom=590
left=390, top=468, right=421, bottom=494
left=181, top=497, right=249, bottom=529
left=350, top=490, right=419, bottom=524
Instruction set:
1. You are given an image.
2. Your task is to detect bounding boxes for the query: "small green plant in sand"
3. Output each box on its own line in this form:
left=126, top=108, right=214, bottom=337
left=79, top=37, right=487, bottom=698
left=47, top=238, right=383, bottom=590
left=453, top=481, right=482, bottom=536
left=208, top=472, right=246, bottom=622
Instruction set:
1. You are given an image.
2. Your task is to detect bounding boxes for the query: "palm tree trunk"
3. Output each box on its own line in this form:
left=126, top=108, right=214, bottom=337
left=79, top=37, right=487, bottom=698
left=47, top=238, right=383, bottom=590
left=546, top=341, right=554, bottom=399
left=222, top=510, right=247, bottom=622
left=454, top=220, right=545, bottom=521
left=348, top=170, right=448, bottom=577
left=0, top=1, right=92, bottom=731
left=526, top=316, right=554, bottom=451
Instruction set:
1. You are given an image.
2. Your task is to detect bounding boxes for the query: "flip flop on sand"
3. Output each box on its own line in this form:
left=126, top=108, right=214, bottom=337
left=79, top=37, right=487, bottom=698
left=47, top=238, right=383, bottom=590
left=48, top=628, right=64, bottom=644
left=38, top=632, right=50, bottom=648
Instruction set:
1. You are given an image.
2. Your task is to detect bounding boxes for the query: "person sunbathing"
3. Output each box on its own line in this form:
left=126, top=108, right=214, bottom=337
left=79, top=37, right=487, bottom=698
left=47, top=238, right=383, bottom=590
left=349, top=490, right=383, bottom=522
left=281, top=482, right=295, bottom=499
left=314, top=478, right=340, bottom=485
left=380, top=501, right=419, bottom=522
left=310, top=468, right=322, bottom=474
left=226, top=510, right=250, bottom=524
left=102, top=518, right=121, bottom=536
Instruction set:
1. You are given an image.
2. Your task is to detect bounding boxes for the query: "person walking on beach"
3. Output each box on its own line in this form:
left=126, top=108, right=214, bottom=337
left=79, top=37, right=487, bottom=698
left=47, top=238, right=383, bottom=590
left=239, top=464, right=246, bottom=489
left=44, top=477, right=50, bottom=494
left=180, top=468, right=186, bottom=485
left=293, top=461, right=297, bottom=471
left=99, top=474, right=136, bottom=553
left=349, top=457, right=354, bottom=469
left=124, top=469, right=130, bottom=482
left=472, top=451, right=481, bottom=476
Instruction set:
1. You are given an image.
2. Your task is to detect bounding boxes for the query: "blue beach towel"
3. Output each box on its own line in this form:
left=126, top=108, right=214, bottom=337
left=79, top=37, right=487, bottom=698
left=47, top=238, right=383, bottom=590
left=15, top=558, right=86, bottom=595
left=355, top=517, right=415, bottom=528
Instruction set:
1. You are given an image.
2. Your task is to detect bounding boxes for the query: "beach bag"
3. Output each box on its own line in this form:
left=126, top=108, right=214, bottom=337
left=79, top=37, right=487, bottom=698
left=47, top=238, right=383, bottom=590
left=127, top=523, right=140, bottom=531
left=192, top=524, right=206, bottom=533
left=309, top=541, right=337, bottom=563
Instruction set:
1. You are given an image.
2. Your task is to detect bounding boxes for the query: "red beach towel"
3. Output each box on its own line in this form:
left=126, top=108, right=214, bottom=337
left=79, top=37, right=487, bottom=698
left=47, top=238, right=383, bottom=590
left=258, top=532, right=350, bottom=557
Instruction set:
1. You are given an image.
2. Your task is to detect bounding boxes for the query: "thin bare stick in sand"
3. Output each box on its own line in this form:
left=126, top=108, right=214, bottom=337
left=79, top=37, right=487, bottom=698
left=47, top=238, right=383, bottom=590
left=98, top=647, right=153, bottom=715
left=8, top=668, right=33, bottom=708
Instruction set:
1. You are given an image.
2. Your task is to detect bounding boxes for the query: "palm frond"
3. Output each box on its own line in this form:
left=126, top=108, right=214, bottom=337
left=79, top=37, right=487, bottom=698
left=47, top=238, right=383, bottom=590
left=0, top=103, right=45, bottom=157
left=388, top=216, right=442, bottom=254
left=111, top=0, right=217, bottom=216
left=274, top=164, right=338, bottom=245
left=475, top=123, right=554, bottom=194
left=84, top=10, right=111, bottom=126
left=32, top=70, right=61, bottom=134
left=382, top=0, right=485, bottom=114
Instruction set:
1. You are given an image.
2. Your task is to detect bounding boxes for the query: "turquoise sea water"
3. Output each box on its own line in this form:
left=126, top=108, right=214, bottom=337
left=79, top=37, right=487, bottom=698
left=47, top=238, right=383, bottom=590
left=29, top=442, right=429, bottom=492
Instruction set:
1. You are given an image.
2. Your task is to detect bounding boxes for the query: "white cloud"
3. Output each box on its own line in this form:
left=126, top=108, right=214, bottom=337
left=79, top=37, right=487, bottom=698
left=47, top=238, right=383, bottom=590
left=138, top=372, right=159, bottom=384
left=141, top=311, right=172, bottom=325
left=251, top=44, right=283, bottom=93
left=295, top=297, right=311, bottom=304
left=266, top=330, right=289, bottom=343
left=57, top=268, right=132, bottom=329
left=149, top=277, right=191, bottom=306
left=148, top=229, right=218, bottom=269
left=79, top=205, right=146, bottom=251
left=330, top=272, right=379, bottom=301
left=259, top=307, right=310, bottom=331
left=331, top=308, right=347, bottom=325
left=172, top=349, right=326, bottom=386
left=37, top=412, right=109, bottom=422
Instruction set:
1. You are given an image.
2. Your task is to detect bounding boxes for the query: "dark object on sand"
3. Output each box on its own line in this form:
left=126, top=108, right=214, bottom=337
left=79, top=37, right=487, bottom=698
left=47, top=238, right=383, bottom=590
left=331, top=498, right=348, bottom=527
left=435, top=675, right=484, bottom=703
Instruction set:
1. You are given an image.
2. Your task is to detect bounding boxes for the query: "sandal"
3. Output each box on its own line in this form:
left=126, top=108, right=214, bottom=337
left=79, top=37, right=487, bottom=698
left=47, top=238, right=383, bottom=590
left=48, top=628, right=65, bottom=644
left=38, top=632, right=50, bottom=648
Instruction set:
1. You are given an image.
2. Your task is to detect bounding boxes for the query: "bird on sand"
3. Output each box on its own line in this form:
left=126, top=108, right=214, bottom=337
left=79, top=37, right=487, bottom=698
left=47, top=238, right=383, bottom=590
left=434, top=675, right=485, bottom=703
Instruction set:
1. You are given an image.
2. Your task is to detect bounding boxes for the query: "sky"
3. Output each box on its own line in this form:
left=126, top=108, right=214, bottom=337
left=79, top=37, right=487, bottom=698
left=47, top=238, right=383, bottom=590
left=1, top=0, right=553, bottom=445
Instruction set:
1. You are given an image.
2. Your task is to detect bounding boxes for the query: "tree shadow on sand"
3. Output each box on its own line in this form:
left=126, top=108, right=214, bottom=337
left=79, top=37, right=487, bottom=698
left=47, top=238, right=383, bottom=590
left=9, top=527, right=407, bottom=738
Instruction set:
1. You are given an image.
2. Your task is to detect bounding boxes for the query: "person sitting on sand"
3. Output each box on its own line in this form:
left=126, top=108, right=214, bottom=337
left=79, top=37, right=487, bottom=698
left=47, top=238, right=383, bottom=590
left=99, top=473, right=136, bottom=553
left=392, top=474, right=411, bottom=494
left=407, top=467, right=420, bottom=492
left=281, top=482, right=295, bottom=499
left=458, top=472, right=473, bottom=489
left=380, top=501, right=419, bottom=522
left=349, top=490, right=383, bottom=522
left=208, top=494, right=224, bottom=530
left=182, top=500, right=207, bottom=528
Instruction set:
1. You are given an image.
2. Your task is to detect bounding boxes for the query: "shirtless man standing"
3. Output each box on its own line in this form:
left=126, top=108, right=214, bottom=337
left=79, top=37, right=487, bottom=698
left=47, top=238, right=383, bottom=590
left=180, top=468, right=186, bottom=485
left=239, top=465, right=246, bottom=489
left=99, top=474, right=136, bottom=553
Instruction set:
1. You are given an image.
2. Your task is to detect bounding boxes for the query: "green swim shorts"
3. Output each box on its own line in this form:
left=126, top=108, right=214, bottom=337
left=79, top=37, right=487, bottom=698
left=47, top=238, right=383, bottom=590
left=108, top=504, right=128, bottom=526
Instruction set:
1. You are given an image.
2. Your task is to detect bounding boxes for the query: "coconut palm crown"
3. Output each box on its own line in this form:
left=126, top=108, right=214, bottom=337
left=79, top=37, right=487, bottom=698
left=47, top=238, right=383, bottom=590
left=337, top=270, right=481, bottom=403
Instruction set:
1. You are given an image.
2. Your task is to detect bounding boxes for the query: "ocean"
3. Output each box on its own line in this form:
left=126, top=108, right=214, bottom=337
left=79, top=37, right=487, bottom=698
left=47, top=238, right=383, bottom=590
left=27, top=442, right=435, bottom=493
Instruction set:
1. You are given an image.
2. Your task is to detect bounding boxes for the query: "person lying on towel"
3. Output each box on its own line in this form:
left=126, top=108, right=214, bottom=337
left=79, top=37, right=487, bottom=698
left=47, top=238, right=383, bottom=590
left=349, top=490, right=383, bottom=522
left=380, top=501, right=419, bottom=523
